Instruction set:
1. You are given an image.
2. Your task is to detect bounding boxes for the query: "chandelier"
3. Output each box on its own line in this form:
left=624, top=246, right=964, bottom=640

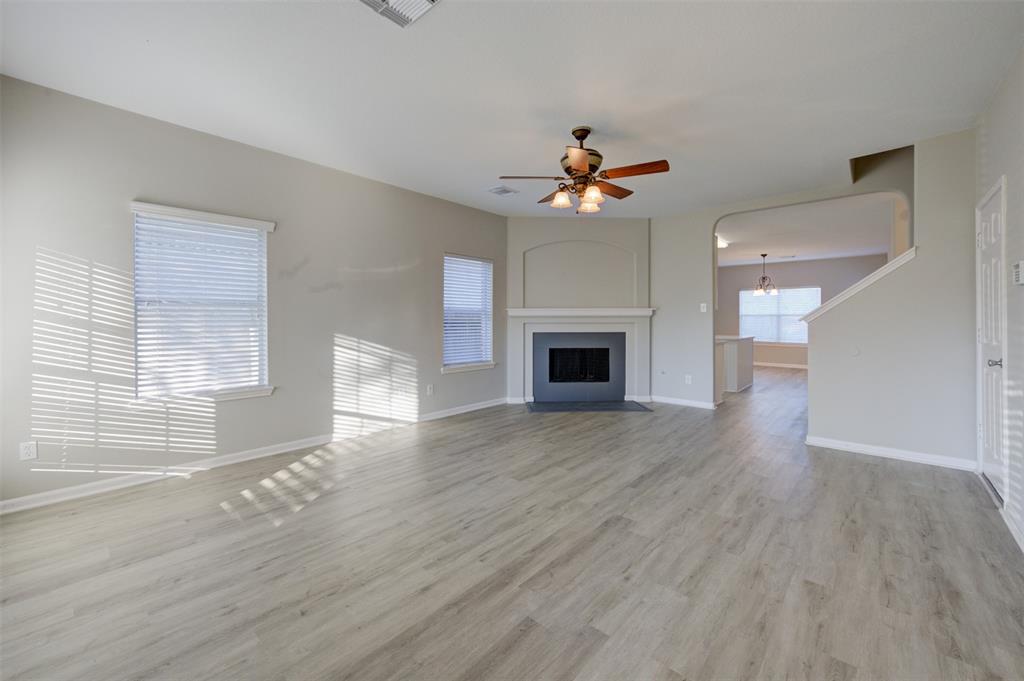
left=753, top=253, right=778, bottom=297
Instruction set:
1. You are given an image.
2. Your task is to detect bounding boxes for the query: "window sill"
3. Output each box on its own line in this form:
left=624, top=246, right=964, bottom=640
left=441, top=362, right=496, bottom=375
left=134, top=385, right=275, bottom=404
left=209, top=385, right=276, bottom=401
left=754, top=342, right=807, bottom=348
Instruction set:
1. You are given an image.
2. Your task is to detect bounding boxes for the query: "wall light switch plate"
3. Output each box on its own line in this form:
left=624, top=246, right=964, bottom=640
left=700, top=303, right=708, bottom=313
left=684, top=374, right=693, bottom=385
left=19, top=441, right=38, bottom=461
left=426, top=384, right=434, bottom=396
left=1013, top=260, right=1023, bottom=286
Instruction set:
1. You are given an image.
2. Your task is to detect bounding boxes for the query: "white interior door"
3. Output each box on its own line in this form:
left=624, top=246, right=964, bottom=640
left=977, top=176, right=1008, bottom=503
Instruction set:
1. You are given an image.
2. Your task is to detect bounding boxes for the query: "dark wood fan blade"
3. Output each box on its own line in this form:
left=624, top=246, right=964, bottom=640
left=601, top=160, right=670, bottom=179
left=537, top=190, right=559, bottom=204
left=596, top=181, right=633, bottom=199
left=499, top=175, right=566, bottom=180
left=566, top=147, right=589, bottom=173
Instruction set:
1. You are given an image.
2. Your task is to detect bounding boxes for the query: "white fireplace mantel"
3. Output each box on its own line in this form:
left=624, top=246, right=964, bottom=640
left=505, top=308, right=654, bottom=403
left=507, top=307, right=655, bottom=318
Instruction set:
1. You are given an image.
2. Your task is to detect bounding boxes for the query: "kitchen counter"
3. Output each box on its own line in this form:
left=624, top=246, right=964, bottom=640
left=715, top=335, right=754, bottom=392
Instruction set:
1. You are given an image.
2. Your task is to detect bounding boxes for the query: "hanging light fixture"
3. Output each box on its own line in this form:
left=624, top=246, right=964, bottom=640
left=582, top=184, right=605, bottom=204
left=550, top=190, right=572, bottom=209
left=577, top=201, right=600, bottom=214
left=753, top=253, right=778, bottom=296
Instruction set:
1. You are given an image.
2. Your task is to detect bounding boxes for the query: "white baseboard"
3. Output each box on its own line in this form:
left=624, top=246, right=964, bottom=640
left=0, top=433, right=333, bottom=516
left=626, top=395, right=652, bottom=402
left=419, top=397, right=508, bottom=421
left=187, top=434, right=331, bottom=470
left=754, top=362, right=807, bottom=370
left=650, top=396, right=717, bottom=410
left=506, top=396, right=526, bottom=404
left=1000, top=508, right=1024, bottom=556
left=805, top=436, right=977, bottom=471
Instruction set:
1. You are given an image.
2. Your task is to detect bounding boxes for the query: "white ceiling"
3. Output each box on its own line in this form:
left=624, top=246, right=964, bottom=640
left=715, top=192, right=901, bottom=266
left=3, top=2, right=1022, bottom=218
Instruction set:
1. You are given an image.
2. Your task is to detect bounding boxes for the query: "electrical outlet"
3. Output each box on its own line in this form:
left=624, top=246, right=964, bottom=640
left=426, top=384, right=434, bottom=396
left=700, top=303, right=708, bottom=313
left=19, top=441, right=38, bottom=461
left=684, top=374, right=693, bottom=385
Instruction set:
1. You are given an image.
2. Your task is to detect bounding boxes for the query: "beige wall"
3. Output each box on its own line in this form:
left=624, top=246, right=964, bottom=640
left=0, top=77, right=507, bottom=501
left=852, top=146, right=915, bottom=259
left=506, top=217, right=650, bottom=308
left=977, top=45, right=1024, bottom=546
left=807, top=129, right=977, bottom=464
left=716, top=254, right=887, bottom=367
left=651, top=147, right=914, bottom=406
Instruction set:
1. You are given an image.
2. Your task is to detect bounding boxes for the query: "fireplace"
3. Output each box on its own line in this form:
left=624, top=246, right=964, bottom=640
left=506, top=308, right=653, bottom=403
left=532, top=332, right=625, bottom=402
left=549, top=348, right=610, bottom=383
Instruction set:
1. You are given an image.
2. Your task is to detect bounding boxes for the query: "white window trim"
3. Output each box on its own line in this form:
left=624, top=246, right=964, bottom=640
left=442, top=252, right=495, bottom=371
left=131, top=201, right=276, bottom=400
left=131, top=201, right=276, bottom=232
left=131, top=385, right=275, bottom=406
left=441, top=362, right=496, bottom=375
left=208, top=385, right=276, bottom=401
left=754, top=341, right=808, bottom=348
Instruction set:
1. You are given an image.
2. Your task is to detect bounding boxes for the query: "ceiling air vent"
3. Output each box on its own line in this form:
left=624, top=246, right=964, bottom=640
left=359, top=0, right=439, bottom=27
left=488, top=185, right=519, bottom=197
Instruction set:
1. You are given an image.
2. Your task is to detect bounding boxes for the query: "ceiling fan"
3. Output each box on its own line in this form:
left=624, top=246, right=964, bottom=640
left=499, top=126, right=669, bottom=213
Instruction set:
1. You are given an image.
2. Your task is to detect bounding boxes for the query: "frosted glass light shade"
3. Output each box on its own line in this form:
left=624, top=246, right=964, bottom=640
left=578, top=201, right=600, bottom=213
left=582, top=185, right=605, bottom=204
left=550, top=191, right=572, bottom=208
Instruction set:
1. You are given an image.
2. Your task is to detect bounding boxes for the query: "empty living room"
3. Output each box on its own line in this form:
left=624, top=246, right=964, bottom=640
left=3, top=1, right=1024, bottom=679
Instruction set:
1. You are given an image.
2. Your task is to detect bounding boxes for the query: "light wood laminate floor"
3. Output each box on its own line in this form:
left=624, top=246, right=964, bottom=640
left=2, top=368, right=1023, bottom=680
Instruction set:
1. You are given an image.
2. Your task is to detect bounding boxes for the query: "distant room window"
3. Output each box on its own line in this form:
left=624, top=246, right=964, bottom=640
left=739, top=287, right=821, bottom=343
left=443, top=254, right=493, bottom=369
left=133, top=203, right=273, bottom=398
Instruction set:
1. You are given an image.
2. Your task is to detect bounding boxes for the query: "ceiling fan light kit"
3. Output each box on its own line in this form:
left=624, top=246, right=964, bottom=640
left=499, top=125, right=669, bottom=213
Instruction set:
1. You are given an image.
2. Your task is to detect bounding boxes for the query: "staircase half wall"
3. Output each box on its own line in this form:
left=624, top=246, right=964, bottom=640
left=805, top=129, right=977, bottom=470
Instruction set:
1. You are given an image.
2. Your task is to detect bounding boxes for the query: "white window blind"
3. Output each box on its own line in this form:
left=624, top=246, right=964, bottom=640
left=443, top=254, right=493, bottom=368
left=739, top=287, right=821, bottom=343
left=133, top=205, right=272, bottom=398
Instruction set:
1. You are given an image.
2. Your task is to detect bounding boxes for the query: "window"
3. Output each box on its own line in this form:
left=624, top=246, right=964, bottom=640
left=739, top=287, right=821, bottom=343
left=132, top=203, right=275, bottom=399
left=443, top=254, right=493, bottom=370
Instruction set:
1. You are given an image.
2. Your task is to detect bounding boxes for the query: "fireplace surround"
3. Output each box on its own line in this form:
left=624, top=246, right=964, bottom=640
left=532, top=332, right=625, bottom=402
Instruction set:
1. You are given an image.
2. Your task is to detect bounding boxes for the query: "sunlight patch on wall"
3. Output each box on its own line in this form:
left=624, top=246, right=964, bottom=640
left=332, top=334, right=418, bottom=440
left=29, top=248, right=216, bottom=474
left=1004, top=359, right=1024, bottom=539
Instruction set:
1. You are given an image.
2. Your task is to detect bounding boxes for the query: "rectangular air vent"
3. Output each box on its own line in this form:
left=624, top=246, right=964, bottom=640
left=488, top=185, right=519, bottom=197
left=359, top=0, right=439, bottom=27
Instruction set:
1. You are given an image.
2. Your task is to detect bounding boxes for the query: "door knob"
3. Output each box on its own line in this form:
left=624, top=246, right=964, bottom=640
left=988, top=359, right=1003, bottom=368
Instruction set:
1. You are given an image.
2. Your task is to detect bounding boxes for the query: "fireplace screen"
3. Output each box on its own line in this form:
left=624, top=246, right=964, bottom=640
left=549, top=347, right=610, bottom=383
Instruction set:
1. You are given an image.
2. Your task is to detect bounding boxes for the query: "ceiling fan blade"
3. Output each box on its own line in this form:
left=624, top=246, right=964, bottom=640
left=601, top=160, right=670, bottom=180
left=499, top=175, right=566, bottom=180
left=537, top=190, right=559, bottom=204
left=566, top=147, right=589, bottom=173
left=595, top=181, right=633, bottom=199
